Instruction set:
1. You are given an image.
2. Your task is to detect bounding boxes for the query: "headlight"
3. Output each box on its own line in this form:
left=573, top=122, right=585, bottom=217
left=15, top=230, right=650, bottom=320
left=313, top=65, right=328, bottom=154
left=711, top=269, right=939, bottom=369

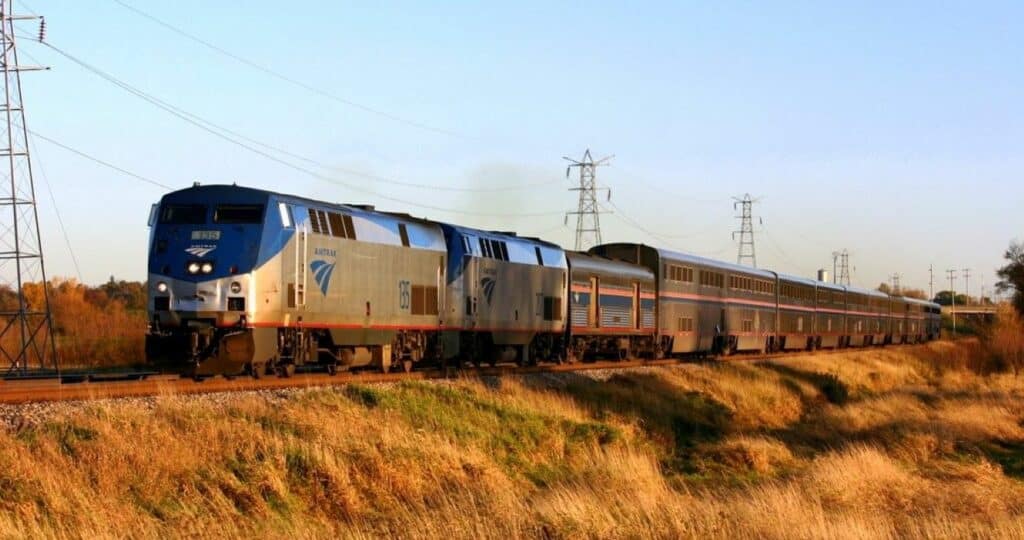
left=187, top=262, right=201, bottom=274
left=156, top=281, right=168, bottom=293
left=200, top=262, right=214, bottom=274
left=230, top=281, right=242, bottom=294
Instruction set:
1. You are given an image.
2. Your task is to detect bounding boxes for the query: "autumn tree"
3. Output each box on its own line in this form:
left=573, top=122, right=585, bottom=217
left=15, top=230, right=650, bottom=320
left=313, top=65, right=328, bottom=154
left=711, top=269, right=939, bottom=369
left=934, top=290, right=969, bottom=306
left=876, top=283, right=929, bottom=300
left=996, top=240, right=1024, bottom=316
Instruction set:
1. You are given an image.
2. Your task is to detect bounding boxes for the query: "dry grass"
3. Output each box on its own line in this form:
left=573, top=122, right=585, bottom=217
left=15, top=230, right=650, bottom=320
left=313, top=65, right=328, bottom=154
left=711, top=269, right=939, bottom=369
left=5, top=338, right=1024, bottom=538
left=986, top=305, right=1024, bottom=374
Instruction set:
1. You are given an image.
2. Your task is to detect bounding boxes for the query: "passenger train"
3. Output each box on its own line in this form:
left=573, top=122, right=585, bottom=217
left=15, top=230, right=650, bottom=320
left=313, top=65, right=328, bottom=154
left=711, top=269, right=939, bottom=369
left=146, top=184, right=942, bottom=377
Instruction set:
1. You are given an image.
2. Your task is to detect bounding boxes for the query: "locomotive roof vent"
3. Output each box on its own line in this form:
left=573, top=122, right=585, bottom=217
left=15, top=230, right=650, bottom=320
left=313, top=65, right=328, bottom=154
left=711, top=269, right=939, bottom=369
left=348, top=204, right=376, bottom=211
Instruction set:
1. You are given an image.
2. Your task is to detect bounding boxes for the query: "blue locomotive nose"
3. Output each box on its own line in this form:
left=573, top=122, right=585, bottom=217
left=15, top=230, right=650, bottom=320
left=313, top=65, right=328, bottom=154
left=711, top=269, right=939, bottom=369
left=148, top=193, right=266, bottom=282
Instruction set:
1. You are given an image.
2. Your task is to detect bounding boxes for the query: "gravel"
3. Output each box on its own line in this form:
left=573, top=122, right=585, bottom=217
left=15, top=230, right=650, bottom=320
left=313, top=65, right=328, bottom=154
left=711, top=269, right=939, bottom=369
left=0, top=364, right=679, bottom=432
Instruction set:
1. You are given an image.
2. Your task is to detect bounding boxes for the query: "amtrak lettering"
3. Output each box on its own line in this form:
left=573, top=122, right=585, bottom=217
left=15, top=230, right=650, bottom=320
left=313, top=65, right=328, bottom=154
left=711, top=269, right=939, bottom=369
left=314, top=247, right=336, bottom=257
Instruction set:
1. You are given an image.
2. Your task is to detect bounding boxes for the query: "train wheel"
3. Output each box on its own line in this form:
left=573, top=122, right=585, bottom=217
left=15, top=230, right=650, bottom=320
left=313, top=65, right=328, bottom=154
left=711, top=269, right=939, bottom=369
left=251, top=362, right=264, bottom=379
left=277, top=363, right=296, bottom=378
left=326, top=363, right=338, bottom=376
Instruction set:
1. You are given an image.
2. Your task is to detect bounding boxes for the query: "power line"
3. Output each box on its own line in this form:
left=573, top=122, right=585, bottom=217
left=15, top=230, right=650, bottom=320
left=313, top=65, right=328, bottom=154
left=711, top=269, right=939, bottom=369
left=31, top=40, right=562, bottom=218
left=28, top=130, right=173, bottom=190
left=26, top=135, right=83, bottom=283
left=608, top=164, right=729, bottom=205
left=604, top=198, right=729, bottom=258
left=32, top=40, right=548, bottom=194
left=109, top=0, right=470, bottom=140
left=761, top=228, right=814, bottom=277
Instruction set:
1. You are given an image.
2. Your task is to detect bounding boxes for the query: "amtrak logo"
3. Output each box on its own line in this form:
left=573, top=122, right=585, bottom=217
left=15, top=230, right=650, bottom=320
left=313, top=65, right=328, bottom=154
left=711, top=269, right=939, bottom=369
left=185, top=245, right=216, bottom=257
left=310, top=259, right=336, bottom=295
left=480, top=277, right=496, bottom=304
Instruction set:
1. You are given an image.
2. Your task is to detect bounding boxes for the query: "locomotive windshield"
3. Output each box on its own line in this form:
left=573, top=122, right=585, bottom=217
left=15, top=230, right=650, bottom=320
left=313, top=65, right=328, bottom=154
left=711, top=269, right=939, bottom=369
left=159, top=204, right=206, bottom=224
left=213, top=204, right=264, bottom=224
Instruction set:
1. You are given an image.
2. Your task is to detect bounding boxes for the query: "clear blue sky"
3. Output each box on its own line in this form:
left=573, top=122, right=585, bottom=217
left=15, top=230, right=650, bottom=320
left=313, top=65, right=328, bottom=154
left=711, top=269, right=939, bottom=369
left=14, top=1, right=1023, bottom=297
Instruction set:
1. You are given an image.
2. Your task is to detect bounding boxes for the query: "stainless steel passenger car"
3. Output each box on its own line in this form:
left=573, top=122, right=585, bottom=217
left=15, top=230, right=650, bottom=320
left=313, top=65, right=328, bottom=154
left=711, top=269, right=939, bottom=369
left=565, top=252, right=657, bottom=360
left=815, top=281, right=847, bottom=349
left=777, top=274, right=817, bottom=351
left=589, top=243, right=778, bottom=356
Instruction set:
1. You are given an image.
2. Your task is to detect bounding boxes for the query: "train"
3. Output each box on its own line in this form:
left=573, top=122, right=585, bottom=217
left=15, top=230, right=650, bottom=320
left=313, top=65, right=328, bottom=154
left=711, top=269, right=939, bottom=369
left=145, top=184, right=942, bottom=377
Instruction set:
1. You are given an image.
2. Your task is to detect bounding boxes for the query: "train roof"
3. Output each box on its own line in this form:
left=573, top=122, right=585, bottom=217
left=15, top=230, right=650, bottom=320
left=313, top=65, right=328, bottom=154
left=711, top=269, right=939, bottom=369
left=599, top=243, right=778, bottom=279
left=816, top=281, right=847, bottom=292
left=776, top=272, right=819, bottom=287
left=566, top=251, right=655, bottom=281
left=161, top=184, right=449, bottom=251
left=659, top=248, right=777, bottom=279
left=904, top=296, right=941, bottom=308
left=163, top=184, right=442, bottom=228
left=845, top=284, right=889, bottom=299
left=437, top=222, right=563, bottom=249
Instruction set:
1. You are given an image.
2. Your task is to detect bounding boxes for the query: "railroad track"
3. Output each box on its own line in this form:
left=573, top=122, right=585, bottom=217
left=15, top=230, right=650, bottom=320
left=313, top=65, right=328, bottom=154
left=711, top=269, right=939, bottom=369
left=0, top=344, right=928, bottom=405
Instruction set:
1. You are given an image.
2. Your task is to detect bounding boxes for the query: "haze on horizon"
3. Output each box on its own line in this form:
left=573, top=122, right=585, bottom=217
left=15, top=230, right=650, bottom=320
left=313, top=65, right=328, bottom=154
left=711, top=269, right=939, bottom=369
left=15, top=1, right=1022, bottom=297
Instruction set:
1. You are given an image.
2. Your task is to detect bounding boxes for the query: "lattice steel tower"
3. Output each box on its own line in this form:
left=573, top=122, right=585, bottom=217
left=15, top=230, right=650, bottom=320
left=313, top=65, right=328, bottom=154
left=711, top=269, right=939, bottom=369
left=564, top=149, right=612, bottom=251
left=832, top=249, right=851, bottom=286
left=0, top=1, right=57, bottom=375
left=732, top=193, right=759, bottom=267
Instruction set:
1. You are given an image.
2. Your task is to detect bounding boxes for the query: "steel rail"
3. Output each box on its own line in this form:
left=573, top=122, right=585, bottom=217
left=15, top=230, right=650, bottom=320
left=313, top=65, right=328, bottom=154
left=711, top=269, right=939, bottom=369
left=0, top=343, right=933, bottom=405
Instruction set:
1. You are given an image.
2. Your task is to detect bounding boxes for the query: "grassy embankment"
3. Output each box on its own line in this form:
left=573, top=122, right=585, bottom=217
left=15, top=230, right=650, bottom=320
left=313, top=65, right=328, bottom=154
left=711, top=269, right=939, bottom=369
left=3, top=318, right=1024, bottom=538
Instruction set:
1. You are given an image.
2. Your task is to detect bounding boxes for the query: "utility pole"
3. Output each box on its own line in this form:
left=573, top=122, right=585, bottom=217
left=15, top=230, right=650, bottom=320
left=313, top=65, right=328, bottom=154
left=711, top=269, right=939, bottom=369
left=832, top=250, right=851, bottom=286
left=0, top=2, right=58, bottom=376
left=929, top=264, right=934, bottom=300
left=891, top=273, right=901, bottom=295
left=962, top=268, right=971, bottom=306
left=946, top=269, right=957, bottom=338
left=564, top=149, right=612, bottom=251
left=732, top=194, right=760, bottom=267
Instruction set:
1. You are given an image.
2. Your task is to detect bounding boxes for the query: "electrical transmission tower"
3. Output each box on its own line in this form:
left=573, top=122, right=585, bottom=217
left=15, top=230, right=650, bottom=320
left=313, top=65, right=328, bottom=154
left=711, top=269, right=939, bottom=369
left=732, top=194, right=759, bottom=267
left=564, top=149, right=612, bottom=251
left=890, top=273, right=901, bottom=294
left=0, top=2, right=58, bottom=376
left=832, top=249, right=851, bottom=286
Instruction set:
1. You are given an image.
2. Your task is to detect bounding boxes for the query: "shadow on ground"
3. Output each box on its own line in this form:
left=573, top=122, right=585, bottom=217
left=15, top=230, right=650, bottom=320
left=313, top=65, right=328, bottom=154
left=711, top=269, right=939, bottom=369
left=521, top=370, right=733, bottom=473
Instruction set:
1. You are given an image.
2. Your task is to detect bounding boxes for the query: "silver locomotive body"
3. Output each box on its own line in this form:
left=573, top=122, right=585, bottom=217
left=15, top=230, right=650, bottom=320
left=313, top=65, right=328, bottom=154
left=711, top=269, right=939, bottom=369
left=438, top=225, right=567, bottom=366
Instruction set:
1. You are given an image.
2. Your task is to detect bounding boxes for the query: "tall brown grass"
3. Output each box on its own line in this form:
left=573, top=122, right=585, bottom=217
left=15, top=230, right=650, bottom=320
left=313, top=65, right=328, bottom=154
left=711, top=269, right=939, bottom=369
left=986, top=304, right=1024, bottom=374
left=4, top=339, right=1024, bottom=538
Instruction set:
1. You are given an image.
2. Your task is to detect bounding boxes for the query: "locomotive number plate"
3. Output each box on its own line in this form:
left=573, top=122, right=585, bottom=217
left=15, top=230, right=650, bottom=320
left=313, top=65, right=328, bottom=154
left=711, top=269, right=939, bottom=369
left=191, top=230, right=221, bottom=241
